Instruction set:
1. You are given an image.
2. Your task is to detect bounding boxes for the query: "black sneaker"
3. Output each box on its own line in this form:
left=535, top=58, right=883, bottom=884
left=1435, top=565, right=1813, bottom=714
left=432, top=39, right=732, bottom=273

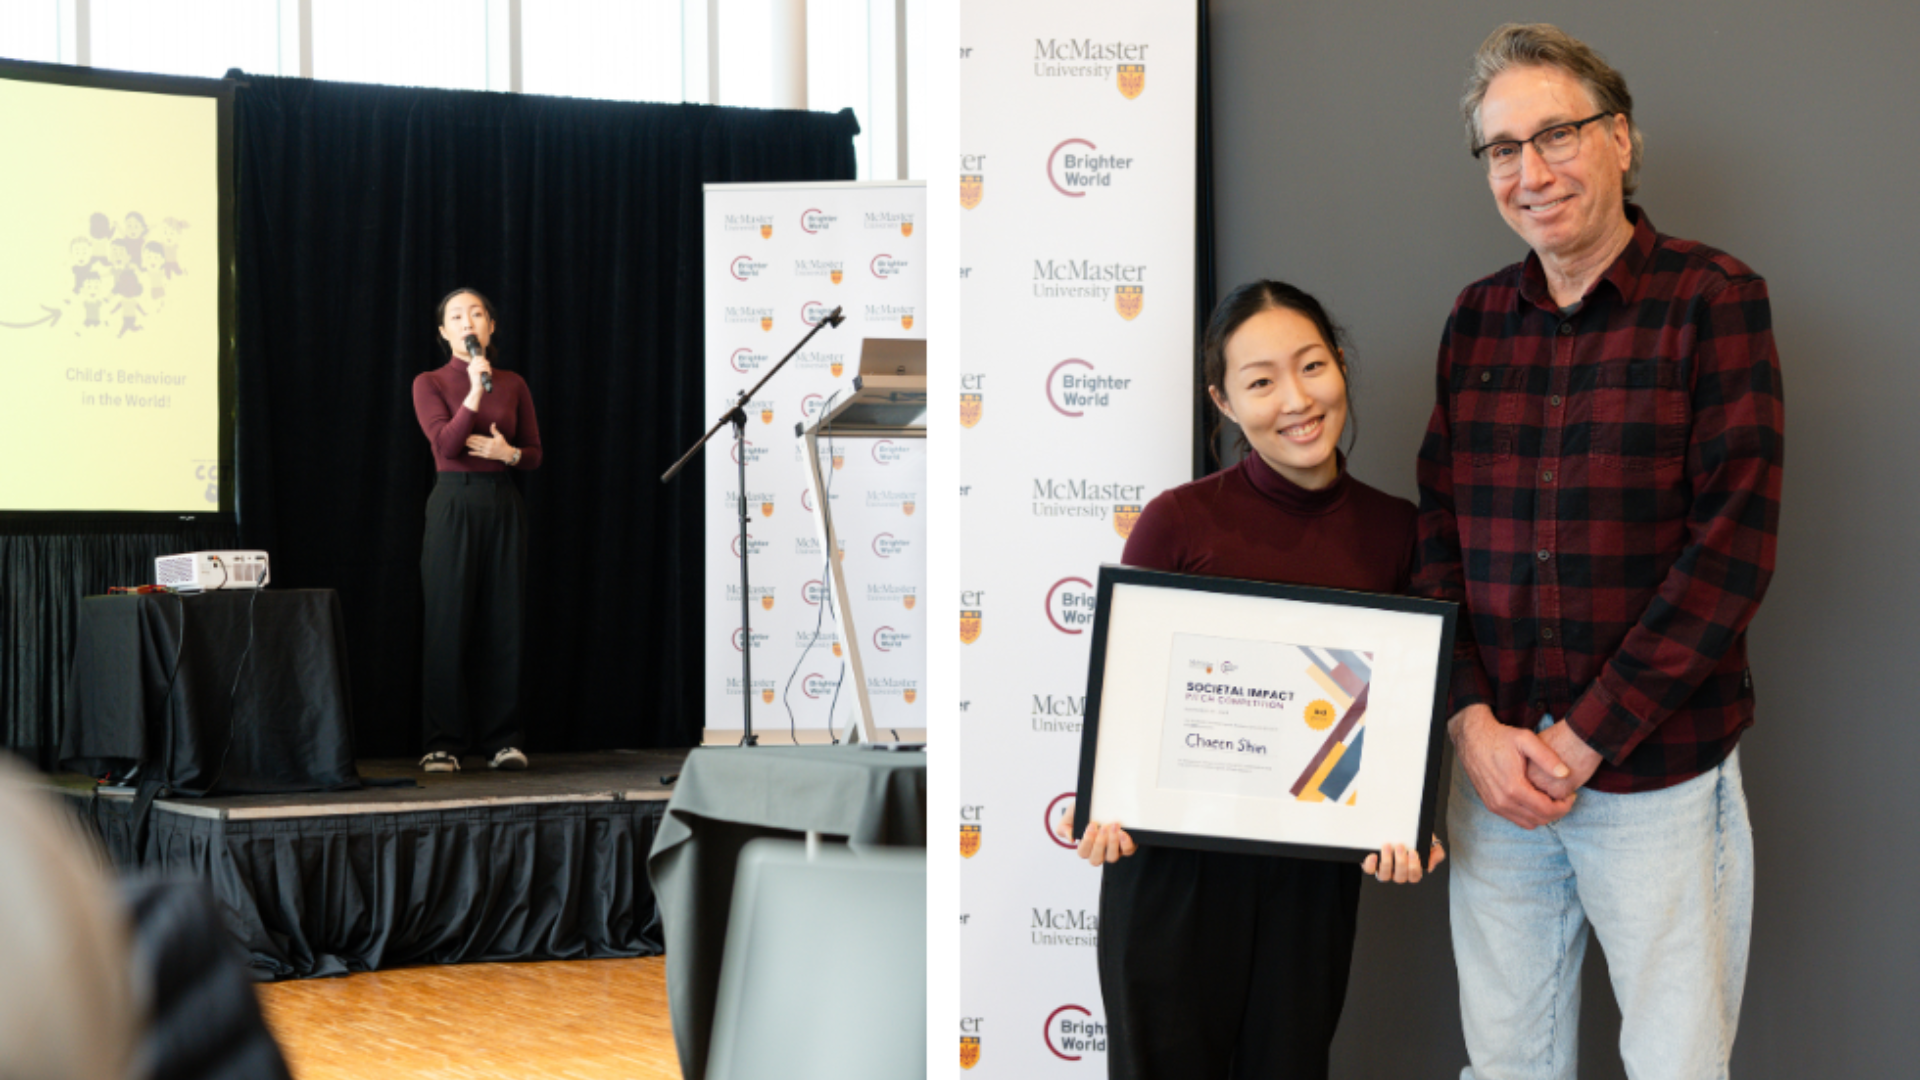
left=489, top=747, right=529, bottom=771
left=420, top=751, right=460, bottom=773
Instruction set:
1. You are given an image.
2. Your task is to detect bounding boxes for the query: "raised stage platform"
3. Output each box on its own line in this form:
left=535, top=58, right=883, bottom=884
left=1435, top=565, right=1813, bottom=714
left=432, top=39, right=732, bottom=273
left=52, top=751, right=689, bottom=980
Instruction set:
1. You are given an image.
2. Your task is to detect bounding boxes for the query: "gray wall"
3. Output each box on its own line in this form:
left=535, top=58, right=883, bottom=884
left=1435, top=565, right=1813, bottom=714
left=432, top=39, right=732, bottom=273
left=1208, top=1, right=1920, bottom=1076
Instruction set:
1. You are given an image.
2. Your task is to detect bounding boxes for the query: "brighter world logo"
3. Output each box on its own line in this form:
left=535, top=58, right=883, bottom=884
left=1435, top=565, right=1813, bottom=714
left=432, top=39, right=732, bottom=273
left=1044, top=1005, right=1107, bottom=1061
left=1045, top=359, right=1133, bottom=418
left=870, top=438, right=912, bottom=465
left=1046, top=138, right=1135, bottom=197
left=1046, top=576, right=1096, bottom=634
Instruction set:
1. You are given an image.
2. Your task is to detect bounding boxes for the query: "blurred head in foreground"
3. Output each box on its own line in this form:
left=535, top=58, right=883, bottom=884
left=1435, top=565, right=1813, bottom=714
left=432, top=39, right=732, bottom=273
left=0, top=756, right=141, bottom=1080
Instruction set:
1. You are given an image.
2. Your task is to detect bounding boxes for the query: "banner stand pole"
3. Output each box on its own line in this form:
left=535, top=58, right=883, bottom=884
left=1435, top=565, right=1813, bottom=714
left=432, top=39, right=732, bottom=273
left=663, top=307, right=846, bottom=747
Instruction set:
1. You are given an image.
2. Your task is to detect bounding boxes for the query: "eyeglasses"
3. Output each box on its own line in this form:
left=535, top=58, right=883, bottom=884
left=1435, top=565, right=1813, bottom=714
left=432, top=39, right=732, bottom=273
left=1471, top=112, right=1614, bottom=176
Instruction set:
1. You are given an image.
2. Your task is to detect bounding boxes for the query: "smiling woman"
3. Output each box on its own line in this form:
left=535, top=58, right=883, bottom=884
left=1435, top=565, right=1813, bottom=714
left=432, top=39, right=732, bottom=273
left=1204, top=284, right=1353, bottom=492
left=1076, top=281, right=1441, bottom=1080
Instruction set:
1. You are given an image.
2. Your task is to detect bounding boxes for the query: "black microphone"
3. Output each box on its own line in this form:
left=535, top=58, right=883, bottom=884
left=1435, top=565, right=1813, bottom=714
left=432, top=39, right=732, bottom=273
left=824, top=306, right=845, bottom=328
left=464, top=334, right=492, bottom=393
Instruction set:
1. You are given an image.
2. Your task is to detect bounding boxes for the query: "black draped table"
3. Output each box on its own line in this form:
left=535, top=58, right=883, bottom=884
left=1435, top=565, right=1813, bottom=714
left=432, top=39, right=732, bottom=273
left=60, top=589, right=360, bottom=794
left=647, top=745, right=927, bottom=1080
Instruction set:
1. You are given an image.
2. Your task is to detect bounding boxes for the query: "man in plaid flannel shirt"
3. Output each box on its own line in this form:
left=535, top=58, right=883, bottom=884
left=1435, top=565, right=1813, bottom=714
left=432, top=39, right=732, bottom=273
left=1415, top=25, right=1783, bottom=1079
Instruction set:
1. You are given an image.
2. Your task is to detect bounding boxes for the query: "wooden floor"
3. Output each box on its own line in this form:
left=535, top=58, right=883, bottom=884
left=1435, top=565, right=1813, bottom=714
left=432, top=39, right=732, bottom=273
left=257, top=956, right=680, bottom=1079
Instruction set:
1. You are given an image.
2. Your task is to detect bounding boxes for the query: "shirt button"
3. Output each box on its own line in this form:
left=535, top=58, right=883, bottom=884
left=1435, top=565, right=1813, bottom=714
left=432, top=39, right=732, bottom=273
left=1541, top=626, right=1556, bottom=640
left=1537, top=549, right=1551, bottom=562
left=1559, top=323, right=1574, bottom=336
left=1541, top=470, right=1554, bottom=483
left=1481, top=371, right=1492, bottom=383
left=1550, top=395, right=1563, bottom=407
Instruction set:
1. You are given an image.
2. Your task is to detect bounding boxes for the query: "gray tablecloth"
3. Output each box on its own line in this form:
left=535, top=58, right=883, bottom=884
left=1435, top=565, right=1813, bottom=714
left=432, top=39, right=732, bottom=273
left=646, top=745, right=926, bottom=1080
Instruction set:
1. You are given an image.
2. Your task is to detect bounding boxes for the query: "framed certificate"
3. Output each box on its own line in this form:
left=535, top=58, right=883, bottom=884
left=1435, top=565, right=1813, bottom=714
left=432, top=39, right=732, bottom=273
left=1072, top=565, right=1458, bottom=865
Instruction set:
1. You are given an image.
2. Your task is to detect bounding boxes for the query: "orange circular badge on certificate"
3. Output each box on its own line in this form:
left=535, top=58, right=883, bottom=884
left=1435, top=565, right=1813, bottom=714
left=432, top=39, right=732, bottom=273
left=1303, top=700, right=1336, bottom=731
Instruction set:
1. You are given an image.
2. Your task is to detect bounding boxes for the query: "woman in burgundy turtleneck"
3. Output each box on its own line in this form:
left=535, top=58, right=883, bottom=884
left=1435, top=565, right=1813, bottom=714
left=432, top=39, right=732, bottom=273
left=1077, top=282, right=1444, bottom=1080
left=410, top=288, right=543, bottom=774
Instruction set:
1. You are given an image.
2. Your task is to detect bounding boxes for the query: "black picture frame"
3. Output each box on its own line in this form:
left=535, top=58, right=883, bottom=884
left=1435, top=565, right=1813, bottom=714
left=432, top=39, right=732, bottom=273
left=1072, top=564, right=1458, bottom=865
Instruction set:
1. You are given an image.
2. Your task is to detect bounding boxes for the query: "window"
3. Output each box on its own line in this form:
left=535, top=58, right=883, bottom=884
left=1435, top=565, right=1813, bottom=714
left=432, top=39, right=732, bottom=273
left=91, top=0, right=292, bottom=79
left=0, top=0, right=72, bottom=66
left=1, top=0, right=919, bottom=177
left=310, top=0, right=498, bottom=91
left=808, top=0, right=895, bottom=182
left=523, top=0, right=699, bottom=105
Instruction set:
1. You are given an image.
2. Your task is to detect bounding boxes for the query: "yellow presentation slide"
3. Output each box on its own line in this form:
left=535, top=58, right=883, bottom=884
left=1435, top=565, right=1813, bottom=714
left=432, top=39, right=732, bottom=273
left=0, top=75, right=221, bottom=512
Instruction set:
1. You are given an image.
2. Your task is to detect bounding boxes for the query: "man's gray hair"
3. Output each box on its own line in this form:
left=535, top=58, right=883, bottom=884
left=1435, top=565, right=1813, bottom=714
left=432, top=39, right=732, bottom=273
left=1462, top=23, right=1643, bottom=195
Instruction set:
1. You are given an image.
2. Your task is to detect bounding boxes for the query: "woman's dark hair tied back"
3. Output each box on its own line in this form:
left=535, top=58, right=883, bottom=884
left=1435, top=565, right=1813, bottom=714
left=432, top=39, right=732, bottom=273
left=1201, top=280, right=1356, bottom=459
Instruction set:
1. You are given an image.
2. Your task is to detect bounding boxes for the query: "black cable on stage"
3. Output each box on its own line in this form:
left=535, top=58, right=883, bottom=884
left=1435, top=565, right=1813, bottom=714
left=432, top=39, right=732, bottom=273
left=825, top=661, right=848, bottom=745
left=197, top=562, right=267, bottom=797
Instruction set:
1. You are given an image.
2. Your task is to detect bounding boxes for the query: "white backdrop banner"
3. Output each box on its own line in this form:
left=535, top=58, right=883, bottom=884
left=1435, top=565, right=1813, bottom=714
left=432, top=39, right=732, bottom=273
left=801, top=433, right=929, bottom=737
left=959, top=5, right=1198, bottom=1075
left=702, top=181, right=928, bottom=742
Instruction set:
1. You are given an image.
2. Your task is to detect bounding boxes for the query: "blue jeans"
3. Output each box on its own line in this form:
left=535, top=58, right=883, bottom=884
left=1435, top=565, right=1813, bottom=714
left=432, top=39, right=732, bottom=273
left=1449, top=740, right=1753, bottom=1080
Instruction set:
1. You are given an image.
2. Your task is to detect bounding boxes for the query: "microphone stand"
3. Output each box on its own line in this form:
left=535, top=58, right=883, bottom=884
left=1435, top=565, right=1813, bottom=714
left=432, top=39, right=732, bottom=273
left=662, top=306, right=845, bottom=747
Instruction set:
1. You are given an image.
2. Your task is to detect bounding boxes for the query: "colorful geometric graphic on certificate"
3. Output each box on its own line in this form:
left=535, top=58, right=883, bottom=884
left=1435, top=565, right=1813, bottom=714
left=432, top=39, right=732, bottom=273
left=1290, top=647, right=1372, bottom=804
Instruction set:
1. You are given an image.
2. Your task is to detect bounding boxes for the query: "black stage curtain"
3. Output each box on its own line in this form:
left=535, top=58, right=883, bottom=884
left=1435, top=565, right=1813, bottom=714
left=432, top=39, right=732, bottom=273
left=1194, top=0, right=1219, bottom=476
left=84, top=797, right=667, bottom=979
left=2, top=527, right=236, bottom=768
left=230, top=78, right=858, bottom=757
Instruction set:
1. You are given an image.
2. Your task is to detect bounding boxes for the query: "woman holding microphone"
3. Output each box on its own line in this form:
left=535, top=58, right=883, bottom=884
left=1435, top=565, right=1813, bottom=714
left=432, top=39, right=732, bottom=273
left=1078, top=281, right=1444, bottom=1079
left=411, top=287, right=542, bottom=772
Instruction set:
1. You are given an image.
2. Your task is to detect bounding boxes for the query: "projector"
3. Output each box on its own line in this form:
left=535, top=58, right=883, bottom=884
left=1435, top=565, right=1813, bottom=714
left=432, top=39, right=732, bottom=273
left=155, top=551, right=270, bottom=592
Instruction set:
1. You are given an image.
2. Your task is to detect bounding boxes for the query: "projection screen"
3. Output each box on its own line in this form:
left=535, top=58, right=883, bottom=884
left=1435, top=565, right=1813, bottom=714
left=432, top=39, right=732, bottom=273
left=0, top=60, right=233, bottom=518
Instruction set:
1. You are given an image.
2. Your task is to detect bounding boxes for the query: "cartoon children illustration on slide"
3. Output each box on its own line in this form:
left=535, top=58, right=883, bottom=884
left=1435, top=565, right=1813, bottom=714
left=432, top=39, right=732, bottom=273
left=34, top=210, right=186, bottom=336
left=110, top=247, right=145, bottom=336
left=114, top=211, right=148, bottom=267
left=79, top=273, right=108, bottom=330
left=112, top=295, right=147, bottom=337
left=89, top=212, right=114, bottom=262
left=157, top=217, right=188, bottom=278
left=141, top=242, right=169, bottom=308
left=69, top=238, right=96, bottom=293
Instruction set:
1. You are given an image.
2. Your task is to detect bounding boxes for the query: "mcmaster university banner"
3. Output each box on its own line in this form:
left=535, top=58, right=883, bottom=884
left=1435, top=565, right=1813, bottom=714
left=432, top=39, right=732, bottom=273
left=959, top=5, right=1198, bottom=1074
left=702, top=181, right=928, bottom=743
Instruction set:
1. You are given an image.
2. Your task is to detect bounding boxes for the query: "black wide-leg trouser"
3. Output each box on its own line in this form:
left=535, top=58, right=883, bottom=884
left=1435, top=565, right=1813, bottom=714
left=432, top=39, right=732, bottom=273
left=420, top=472, right=526, bottom=757
left=1098, top=846, right=1362, bottom=1080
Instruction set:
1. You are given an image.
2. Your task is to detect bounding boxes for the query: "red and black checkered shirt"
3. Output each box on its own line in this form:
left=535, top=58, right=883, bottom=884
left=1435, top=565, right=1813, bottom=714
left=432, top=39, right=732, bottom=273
left=1413, top=205, right=1784, bottom=794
